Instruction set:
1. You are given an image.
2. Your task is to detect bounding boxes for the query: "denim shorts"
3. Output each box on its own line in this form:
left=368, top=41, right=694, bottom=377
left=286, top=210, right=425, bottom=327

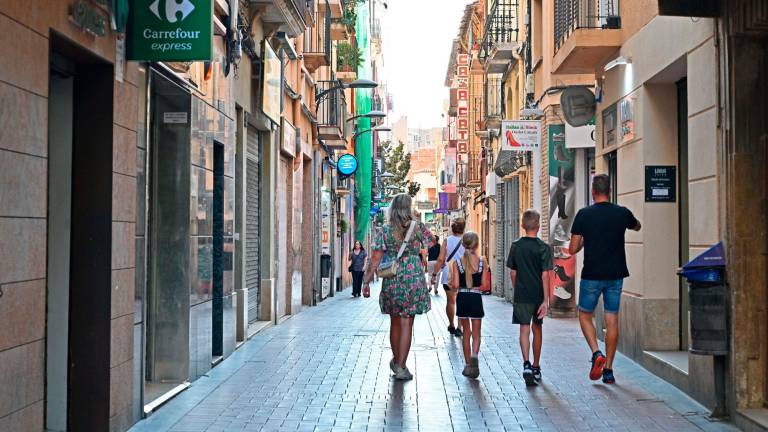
left=578, top=279, right=624, bottom=314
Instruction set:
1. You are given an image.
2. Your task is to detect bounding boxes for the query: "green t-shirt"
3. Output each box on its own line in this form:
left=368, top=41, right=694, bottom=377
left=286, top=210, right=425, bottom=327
left=506, top=237, right=553, bottom=304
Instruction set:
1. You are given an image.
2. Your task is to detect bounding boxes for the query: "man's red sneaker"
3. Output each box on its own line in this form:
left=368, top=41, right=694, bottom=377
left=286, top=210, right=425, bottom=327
left=589, top=351, right=607, bottom=380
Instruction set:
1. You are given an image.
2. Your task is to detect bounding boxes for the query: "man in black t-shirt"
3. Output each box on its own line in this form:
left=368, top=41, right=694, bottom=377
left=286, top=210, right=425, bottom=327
left=507, top=209, right=552, bottom=385
left=570, top=174, right=641, bottom=384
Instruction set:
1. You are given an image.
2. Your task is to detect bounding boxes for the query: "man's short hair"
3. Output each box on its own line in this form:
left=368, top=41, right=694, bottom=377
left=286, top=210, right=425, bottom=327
left=593, top=174, right=611, bottom=196
left=521, top=209, right=540, bottom=231
left=451, top=218, right=466, bottom=235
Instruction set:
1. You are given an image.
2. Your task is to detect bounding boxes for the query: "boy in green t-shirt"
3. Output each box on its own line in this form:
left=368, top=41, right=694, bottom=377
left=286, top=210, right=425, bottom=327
left=506, top=209, right=553, bottom=386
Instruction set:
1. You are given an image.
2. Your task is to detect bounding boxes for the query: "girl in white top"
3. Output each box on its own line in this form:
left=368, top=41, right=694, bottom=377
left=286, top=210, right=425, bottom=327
left=431, top=218, right=466, bottom=337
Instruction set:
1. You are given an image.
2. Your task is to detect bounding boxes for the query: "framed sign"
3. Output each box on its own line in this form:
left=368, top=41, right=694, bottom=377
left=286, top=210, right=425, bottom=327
left=127, top=0, right=212, bottom=61
left=263, top=42, right=281, bottom=123
left=501, top=120, right=542, bottom=151
left=645, top=166, right=676, bottom=202
left=281, top=118, right=297, bottom=157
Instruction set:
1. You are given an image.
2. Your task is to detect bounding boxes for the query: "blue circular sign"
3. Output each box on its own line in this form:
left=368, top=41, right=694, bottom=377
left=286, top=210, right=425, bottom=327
left=337, top=154, right=358, bottom=177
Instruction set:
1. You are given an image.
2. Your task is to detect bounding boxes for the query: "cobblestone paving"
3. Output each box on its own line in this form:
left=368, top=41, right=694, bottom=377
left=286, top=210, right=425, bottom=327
left=130, top=282, right=740, bottom=432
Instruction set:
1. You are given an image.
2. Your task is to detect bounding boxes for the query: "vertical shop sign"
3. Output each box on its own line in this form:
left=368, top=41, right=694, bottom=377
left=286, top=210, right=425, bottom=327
left=127, top=0, right=212, bottom=61
left=547, top=125, right=577, bottom=312
left=262, top=42, right=281, bottom=123
left=321, top=191, right=331, bottom=254
left=456, top=53, right=469, bottom=155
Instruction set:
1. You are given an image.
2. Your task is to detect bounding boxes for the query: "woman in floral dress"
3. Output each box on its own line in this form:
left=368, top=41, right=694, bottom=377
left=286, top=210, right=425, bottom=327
left=364, top=193, right=434, bottom=380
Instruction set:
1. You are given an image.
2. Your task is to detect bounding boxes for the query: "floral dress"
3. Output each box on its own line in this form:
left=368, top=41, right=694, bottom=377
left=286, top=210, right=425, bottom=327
left=373, top=221, right=434, bottom=317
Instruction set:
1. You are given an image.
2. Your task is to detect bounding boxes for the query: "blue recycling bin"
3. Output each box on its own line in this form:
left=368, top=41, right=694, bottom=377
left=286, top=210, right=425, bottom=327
left=679, top=243, right=727, bottom=356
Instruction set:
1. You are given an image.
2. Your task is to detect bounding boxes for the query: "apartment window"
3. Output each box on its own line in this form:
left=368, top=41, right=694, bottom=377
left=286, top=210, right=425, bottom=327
left=605, top=151, right=618, bottom=203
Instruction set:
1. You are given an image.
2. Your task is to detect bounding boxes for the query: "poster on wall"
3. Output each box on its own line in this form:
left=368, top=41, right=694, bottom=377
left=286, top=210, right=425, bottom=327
left=547, top=125, right=577, bottom=312
left=321, top=190, right=331, bottom=255
left=262, top=42, right=281, bottom=123
left=501, top=120, right=542, bottom=151
left=619, top=95, right=635, bottom=143
left=281, top=118, right=297, bottom=157
left=444, top=147, right=457, bottom=186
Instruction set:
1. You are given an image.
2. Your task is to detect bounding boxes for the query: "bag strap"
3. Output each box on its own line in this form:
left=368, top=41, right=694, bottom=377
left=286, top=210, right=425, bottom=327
left=447, top=240, right=462, bottom=262
left=396, top=221, right=417, bottom=260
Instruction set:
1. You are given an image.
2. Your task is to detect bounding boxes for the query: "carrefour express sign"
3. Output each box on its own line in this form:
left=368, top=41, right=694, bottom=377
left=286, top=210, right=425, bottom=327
left=128, top=0, right=212, bottom=61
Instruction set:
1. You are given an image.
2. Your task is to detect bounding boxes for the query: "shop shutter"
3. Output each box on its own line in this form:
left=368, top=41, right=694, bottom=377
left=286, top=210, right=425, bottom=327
left=495, top=182, right=506, bottom=297
left=245, top=126, right=262, bottom=323
left=504, top=178, right=520, bottom=300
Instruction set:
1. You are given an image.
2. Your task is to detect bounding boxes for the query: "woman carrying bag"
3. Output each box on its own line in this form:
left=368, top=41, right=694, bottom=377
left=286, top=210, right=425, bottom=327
left=363, top=194, right=434, bottom=380
left=348, top=241, right=367, bottom=297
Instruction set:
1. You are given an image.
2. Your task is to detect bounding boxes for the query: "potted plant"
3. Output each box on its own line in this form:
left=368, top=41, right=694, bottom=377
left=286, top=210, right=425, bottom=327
left=337, top=41, right=362, bottom=72
left=338, top=218, right=349, bottom=235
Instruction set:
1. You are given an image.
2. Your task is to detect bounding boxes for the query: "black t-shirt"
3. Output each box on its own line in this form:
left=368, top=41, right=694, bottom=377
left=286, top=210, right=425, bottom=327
left=571, top=202, right=639, bottom=280
left=428, top=243, right=441, bottom=261
left=506, top=237, right=553, bottom=304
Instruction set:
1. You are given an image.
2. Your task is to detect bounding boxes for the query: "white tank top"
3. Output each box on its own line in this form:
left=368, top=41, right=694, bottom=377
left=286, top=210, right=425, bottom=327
left=441, top=235, right=465, bottom=284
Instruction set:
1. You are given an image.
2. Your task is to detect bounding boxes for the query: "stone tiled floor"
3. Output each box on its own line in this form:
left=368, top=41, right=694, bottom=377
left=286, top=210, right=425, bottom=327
left=130, top=283, right=740, bottom=432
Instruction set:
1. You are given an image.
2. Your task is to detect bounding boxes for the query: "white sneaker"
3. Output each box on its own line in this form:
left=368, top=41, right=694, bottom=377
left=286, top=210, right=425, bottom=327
left=394, top=366, right=413, bottom=381
left=554, top=286, right=572, bottom=299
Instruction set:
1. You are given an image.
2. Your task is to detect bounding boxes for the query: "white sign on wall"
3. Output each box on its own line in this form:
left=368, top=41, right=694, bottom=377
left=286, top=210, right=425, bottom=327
left=565, top=122, right=596, bottom=148
left=501, top=120, right=541, bottom=151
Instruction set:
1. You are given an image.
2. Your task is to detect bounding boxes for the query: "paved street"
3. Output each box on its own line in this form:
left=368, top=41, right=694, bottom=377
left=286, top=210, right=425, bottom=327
left=130, top=283, right=739, bottom=432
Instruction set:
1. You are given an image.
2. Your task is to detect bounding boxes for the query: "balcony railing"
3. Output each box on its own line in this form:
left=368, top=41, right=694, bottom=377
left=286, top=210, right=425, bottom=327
left=317, top=80, right=347, bottom=143
left=480, top=0, right=520, bottom=59
left=554, top=0, right=621, bottom=51
left=484, top=75, right=503, bottom=120
left=302, top=0, right=332, bottom=72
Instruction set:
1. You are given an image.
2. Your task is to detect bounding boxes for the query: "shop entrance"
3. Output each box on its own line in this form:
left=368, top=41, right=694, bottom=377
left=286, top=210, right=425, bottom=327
left=46, top=39, right=113, bottom=431
left=144, top=71, right=192, bottom=407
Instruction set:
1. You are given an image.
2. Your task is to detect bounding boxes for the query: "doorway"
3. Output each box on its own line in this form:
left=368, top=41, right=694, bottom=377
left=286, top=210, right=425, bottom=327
left=276, top=157, right=290, bottom=320
left=676, top=78, right=690, bottom=350
left=46, top=42, right=113, bottom=431
left=212, top=142, right=225, bottom=358
left=144, top=71, right=192, bottom=405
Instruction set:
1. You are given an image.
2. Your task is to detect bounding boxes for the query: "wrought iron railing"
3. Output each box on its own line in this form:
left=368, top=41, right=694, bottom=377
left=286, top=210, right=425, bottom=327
left=485, top=75, right=503, bottom=119
left=480, top=0, right=520, bottom=59
left=554, top=0, right=621, bottom=51
left=317, top=80, right=346, bottom=132
left=303, top=0, right=332, bottom=63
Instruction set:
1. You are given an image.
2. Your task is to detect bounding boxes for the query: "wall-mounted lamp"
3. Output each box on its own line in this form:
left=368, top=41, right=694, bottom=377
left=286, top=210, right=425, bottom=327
left=604, top=56, right=631, bottom=71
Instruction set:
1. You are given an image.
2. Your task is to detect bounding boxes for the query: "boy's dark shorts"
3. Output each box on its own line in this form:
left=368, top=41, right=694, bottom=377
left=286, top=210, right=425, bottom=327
left=513, top=303, right=544, bottom=325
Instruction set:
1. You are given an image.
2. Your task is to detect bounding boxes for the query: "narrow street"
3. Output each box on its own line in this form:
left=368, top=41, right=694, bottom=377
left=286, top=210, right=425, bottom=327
left=130, top=284, right=737, bottom=432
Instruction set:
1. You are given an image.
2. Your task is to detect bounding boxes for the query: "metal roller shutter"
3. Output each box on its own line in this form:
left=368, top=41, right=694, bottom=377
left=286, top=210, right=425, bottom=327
left=246, top=127, right=262, bottom=323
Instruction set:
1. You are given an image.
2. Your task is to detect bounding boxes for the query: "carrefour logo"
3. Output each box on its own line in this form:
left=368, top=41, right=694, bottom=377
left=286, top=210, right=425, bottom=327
left=149, top=0, right=196, bottom=23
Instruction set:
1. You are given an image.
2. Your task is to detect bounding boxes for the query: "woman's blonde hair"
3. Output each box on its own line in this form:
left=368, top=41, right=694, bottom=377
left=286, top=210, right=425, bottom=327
left=388, top=193, right=413, bottom=240
left=460, top=231, right=480, bottom=288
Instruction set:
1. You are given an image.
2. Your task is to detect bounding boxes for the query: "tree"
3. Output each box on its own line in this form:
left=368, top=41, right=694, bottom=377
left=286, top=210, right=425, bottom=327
left=379, top=139, right=420, bottom=197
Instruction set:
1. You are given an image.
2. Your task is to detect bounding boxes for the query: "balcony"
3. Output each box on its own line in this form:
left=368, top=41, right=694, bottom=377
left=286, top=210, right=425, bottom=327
left=250, top=0, right=308, bottom=37
left=319, top=0, right=344, bottom=19
left=480, top=0, right=520, bottom=74
left=317, top=80, right=348, bottom=148
left=303, top=1, right=331, bottom=72
left=552, top=0, right=622, bottom=74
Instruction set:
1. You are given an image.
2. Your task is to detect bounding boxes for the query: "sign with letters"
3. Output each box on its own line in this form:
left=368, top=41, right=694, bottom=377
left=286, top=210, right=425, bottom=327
left=645, top=166, right=676, bottom=202
left=127, top=0, right=212, bottom=61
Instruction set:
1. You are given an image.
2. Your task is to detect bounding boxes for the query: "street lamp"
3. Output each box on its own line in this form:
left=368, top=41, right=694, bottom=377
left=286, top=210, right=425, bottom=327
left=352, top=124, right=392, bottom=140
left=315, top=78, right=378, bottom=103
left=346, top=110, right=387, bottom=123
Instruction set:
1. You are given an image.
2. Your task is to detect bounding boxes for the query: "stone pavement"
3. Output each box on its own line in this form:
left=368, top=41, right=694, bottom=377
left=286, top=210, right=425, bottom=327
left=130, top=282, right=740, bottom=432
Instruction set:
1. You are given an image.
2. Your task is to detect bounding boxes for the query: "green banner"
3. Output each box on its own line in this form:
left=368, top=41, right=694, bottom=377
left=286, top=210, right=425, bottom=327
left=354, top=2, right=372, bottom=242
left=127, top=0, right=212, bottom=61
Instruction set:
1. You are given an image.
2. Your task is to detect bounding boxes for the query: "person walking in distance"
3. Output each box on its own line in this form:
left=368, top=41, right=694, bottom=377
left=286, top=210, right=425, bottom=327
left=449, top=232, right=490, bottom=378
left=363, top=194, right=434, bottom=380
left=507, top=210, right=552, bottom=386
left=427, top=235, right=441, bottom=295
left=348, top=241, right=367, bottom=298
left=431, top=218, right=467, bottom=337
left=569, top=174, right=641, bottom=384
